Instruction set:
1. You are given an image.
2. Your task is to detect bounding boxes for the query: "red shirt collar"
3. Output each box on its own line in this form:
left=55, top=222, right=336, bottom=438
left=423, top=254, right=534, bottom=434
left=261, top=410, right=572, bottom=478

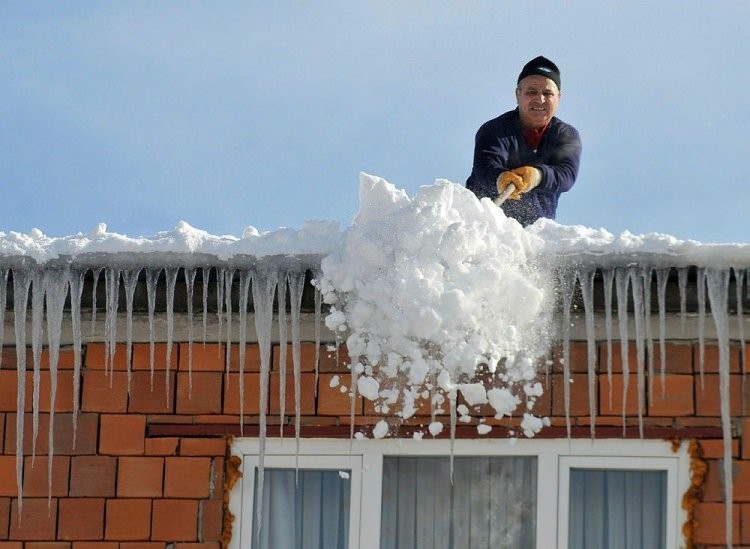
left=521, top=123, right=549, bottom=151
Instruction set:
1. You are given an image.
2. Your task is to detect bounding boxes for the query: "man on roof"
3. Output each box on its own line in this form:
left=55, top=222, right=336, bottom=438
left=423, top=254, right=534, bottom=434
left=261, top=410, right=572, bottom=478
left=466, top=56, right=582, bottom=226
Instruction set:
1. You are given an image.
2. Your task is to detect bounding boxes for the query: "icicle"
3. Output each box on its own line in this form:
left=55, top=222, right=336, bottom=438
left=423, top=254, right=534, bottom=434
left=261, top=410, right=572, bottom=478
left=705, top=267, right=734, bottom=549
left=90, top=267, right=102, bottom=337
left=251, top=264, right=278, bottom=541
left=69, top=269, right=86, bottom=447
left=185, top=268, right=197, bottom=398
left=164, top=268, right=179, bottom=406
left=104, top=268, right=121, bottom=380
left=277, top=271, right=289, bottom=438
left=13, top=267, right=32, bottom=513
left=201, top=267, right=210, bottom=346
left=697, top=267, right=706, bottom=389
left=288, top=270, right=306, bottom=456
left=615, top=267, right=630, bottom=435
left=216, top=267, right=225, bottom=356
left=31, top=269, right=44, bottom=460
left=578, top=268, right=597, bottom=439
left=313, top=271, right=322, bottom=398
left=733, top=268, right=746, bottom=415
left=559, top=266, right=577, bottom=440
left=145, top=268, right=161, bottom=389
left=656, top=268, right=670, bottom=396
left=43, top=267, right=69, bottom=505
left=678, top=267, right=688, bottom=334
left=224, top=269, right=235, bottom=380
left=631, top=268, right=646, bottom=439
left=237, top=270, right=252, bottom=435
left=642, top=267, right=655, bottom=400
left=449, top=393, right=456, bottom=484
left=602, top=268, right=615, bottom=407
left=122, top=268, right=142, bottom=394
left=0, top=269, right=7, bottom=370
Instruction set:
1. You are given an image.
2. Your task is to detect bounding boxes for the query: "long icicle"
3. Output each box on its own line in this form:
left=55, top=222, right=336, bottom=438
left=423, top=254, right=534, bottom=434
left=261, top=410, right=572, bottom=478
left=122, top=268, right=142, bottom=395
left=30, top=269, right=44, bottom=461
left=602, top=268, right=615, bottom=408
left=185, top=268, right=197, bottom=398
left=288, top=269, right=306, bottom=462
left=705, top=267, right=733, bottom=549
left=104, top=268, right=121, bottom=382
left=69, top=269, right=86, bottom=447
left=656, top=268, right=670, bottom=397
left=578, top=268, right=597, bottom=439
left=164, top=268, right=179, bottom=407
left=238, top=269, right=251, bottom=436
left=0, top=269, right=7, bottom=370
left=13, top=267, right=32, bottom=516
left=146, top=268, right=161, bottom=390
left=277, top=271, right=289, bottom=439
left=631, top=268, right=646, bottom=439
left=615, top=267, right=630, bottom=436
left=733, top=268, right=746, bottom=415
left=559, top=266, right=577, bottom=440
left=251, top=264, right=278, bottom=544
left=43, top=267, right=69, bottom=507
left=697, top=267, right=707, bottom=390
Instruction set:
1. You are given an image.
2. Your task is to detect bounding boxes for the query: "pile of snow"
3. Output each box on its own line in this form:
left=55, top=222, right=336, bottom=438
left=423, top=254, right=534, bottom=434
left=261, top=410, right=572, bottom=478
left=315, top=173, right=556, bottom=435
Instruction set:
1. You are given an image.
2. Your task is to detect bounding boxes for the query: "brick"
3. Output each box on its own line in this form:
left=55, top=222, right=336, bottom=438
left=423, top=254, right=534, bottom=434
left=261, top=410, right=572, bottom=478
left=0, top=371, right=31, bottom=412
left=273, top=342, right=318, bottom=372
left=600, top=341, right=638, bottom=374
left=145, top=437, right=180, bottom=456
left=5, top=413, right=98, bottom=455
left=702, top=342, right=742, bottom=373
left=99, top=415, right=145, bottom=455
left=742, top=503, right=750, bottom=545
left=652, top=342, right=693, bottom=374
left=317, top=373, right=363, bottom=416
left=599, top=373, right=640, bottom=416
left=81, top=371, right=128, bottom=412
left=550, top=341, right=592, bottom=374
left=41, top=348, right=76, bottom=370
left=700, top=438, right=738, bottom=459
left=743, top=418, right=750, bottom=460
left=176, top=371, right=223, bottom=414
left=0, top=543, right=22, bottom=549
left=164, top=457, right=211, bottom=498
left=71, top=543, right=118, bottom=549
left=105, top=499, right=151, bottom=540
left=117, top=457, right=164, bottom=497
left=270, top=372, right=316, bottom=415
left=0, top=497, right=9, bottom=539
left=151, top=499, right=198, bottom=541
left=552, top=373, right=594, bottom=418
left=179, top=438, right=226, bottom=456
left=85, top=343, right=128, bottom=371
left=319, top=344, right=351, bottom=372
left=228, top=343, right=262, bottom=373
left=120, top=544, right=165, bottom=549
left=0, top=456, right=16, bottom=496
left=22, top=455, right=70, bottom=497
left=132, top=342, right=178, bottom=371
left=127, top=371, right=175, bottom=413
left=648, top=374, right=694, bottom=416
left=179, top=343, right=225, bottom=372
left=223, top=373, right=262, bottom=415
left=8, top=498, right=57, bottom=540
left=38, top=371, right=75, bottom=412
left=693, top=502, right=740, bottom=545
left=70, top=456, right=116, bottom=497
left=58, top=498, right=105, bottom=540
left=174, top=544, right=221, bottom=549
left=200, top=499, right=223, bottom=542
left=695, top=374, right=743, bottom=416
left=25, top=544, right=71, bottom=549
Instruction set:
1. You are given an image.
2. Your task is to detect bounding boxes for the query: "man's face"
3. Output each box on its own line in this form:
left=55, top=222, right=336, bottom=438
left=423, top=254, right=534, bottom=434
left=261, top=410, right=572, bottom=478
left=515, top=75, right=560, bottom=129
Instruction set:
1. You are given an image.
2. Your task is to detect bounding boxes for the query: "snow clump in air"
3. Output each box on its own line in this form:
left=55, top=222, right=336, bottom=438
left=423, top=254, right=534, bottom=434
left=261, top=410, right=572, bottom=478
left=315, top=173, right=555, bottom=437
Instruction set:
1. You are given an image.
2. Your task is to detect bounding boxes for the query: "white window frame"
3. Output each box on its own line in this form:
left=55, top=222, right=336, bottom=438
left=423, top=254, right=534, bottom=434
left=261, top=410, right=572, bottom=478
left=229, top=438, right=689, bottom=549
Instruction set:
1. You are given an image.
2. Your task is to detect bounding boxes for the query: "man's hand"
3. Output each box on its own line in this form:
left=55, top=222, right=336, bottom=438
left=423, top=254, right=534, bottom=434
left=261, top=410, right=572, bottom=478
left=511, top=166, right=542, bottom=193
left=496, top=171, right=524, bottom=200
left=496, top=166, right=541, bottom=200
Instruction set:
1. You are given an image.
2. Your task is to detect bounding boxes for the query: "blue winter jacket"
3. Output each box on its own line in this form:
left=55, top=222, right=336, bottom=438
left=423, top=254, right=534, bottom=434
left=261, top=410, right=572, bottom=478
left=466, top=108, right=582, bottom=226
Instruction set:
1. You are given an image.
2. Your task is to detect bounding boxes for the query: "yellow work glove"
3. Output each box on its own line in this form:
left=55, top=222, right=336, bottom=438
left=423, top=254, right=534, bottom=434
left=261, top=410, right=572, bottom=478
left=496, top=171, right=524, bottom=200
left=511, top=166, right=542, bottom=193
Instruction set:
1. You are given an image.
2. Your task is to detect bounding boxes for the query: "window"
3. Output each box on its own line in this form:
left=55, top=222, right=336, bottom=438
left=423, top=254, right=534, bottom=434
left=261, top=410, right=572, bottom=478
left=229, top=439, right=688, bottom=549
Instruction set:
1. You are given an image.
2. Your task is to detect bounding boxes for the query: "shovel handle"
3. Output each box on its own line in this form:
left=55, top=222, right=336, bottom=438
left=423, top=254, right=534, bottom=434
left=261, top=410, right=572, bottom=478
left=493, top=184, right=516, bottom=207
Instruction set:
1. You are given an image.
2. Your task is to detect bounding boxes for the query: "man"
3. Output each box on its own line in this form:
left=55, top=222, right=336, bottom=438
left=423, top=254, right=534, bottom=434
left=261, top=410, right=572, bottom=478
left=466, top=56, right=582, bottom=226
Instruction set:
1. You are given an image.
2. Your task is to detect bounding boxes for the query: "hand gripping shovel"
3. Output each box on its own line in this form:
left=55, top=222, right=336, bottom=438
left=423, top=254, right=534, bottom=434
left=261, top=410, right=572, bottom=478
left=493, top=184, right=516, bottom=207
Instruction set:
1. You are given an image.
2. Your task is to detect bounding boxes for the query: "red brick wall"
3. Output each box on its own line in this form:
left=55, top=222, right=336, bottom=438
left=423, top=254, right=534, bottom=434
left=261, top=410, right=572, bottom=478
left=0, top=339, right=748, bottom=547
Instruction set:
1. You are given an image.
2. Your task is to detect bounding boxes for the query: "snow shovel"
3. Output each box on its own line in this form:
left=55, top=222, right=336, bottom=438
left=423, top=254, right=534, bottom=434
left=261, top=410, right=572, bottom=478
left=493, top=183, right=517, bottom=207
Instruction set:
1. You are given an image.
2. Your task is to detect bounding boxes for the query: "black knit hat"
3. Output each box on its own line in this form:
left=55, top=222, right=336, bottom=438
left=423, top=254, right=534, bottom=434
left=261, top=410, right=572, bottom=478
left=517, top=56, right=561, bottom=90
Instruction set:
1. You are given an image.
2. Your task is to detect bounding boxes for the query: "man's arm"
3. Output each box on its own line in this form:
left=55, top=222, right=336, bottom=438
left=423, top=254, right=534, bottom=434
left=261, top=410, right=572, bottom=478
left=466, top=125, right=513, bottom=200
left=534, top=125, right=582, bottom=195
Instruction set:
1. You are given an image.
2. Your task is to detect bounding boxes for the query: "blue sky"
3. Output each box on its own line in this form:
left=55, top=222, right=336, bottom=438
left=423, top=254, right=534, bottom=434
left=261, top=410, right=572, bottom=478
left=1, top=2, right=748, bottom=243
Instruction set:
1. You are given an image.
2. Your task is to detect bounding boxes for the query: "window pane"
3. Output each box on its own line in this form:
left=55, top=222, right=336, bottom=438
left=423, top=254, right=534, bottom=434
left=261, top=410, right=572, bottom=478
left=380, top=456, right=537, bottom=549
left=568, top=468, right=666, bottom=549
left=252, top=468, right=350, bottom=549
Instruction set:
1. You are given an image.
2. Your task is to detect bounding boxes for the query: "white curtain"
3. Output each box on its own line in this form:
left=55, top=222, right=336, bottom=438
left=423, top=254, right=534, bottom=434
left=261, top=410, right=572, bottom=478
left=568, top=468, right=666, bottom=549
left=252, top=468, right=350, bottom=549
left=380, top=456, right=537, bottom=548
